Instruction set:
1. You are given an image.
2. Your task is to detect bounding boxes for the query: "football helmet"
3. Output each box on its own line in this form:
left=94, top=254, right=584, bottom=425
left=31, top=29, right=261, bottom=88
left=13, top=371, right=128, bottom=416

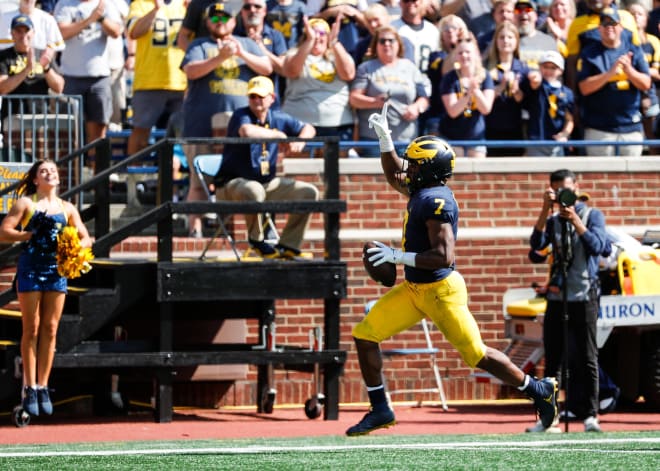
left=402, top=136, right=455, bottom=193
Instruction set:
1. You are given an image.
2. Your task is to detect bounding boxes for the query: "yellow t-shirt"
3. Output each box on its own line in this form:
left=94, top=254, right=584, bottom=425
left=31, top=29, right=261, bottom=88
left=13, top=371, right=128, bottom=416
left=126, top=0, right=188, bottom=91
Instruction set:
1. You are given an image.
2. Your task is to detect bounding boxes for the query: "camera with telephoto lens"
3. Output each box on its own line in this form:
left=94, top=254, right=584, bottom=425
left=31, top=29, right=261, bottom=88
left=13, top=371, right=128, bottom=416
left=556, top=187, right=578, bottom=207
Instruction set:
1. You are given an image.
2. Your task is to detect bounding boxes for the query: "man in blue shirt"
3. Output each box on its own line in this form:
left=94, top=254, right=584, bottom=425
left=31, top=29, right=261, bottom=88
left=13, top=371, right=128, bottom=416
left=577, top=7, right=651, bottom=156
left=216, top=75, right=318, bottom=259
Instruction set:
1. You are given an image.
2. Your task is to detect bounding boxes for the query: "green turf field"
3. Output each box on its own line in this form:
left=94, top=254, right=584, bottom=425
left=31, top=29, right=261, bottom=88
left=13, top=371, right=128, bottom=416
left=0, top=432, right=659, bottom=470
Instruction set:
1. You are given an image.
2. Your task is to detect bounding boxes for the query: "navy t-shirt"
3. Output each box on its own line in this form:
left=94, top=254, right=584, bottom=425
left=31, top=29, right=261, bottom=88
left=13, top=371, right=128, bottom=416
left=522, top=80, right=575, bottom=140
left=438, top=69, right=494, bottom=140
left=220, top=107, right=306, bottom=183
left=577, top=41, right=649, bottom=133
left=485, top=58, right=529, bottom=133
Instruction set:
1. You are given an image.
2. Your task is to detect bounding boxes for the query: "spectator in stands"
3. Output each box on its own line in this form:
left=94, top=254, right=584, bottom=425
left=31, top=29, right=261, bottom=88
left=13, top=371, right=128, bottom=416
left=649, top=0, right=660, bottom=39
left=439, top=35, right=494, bottom=158
left=54, top=0, right=124, bottom=168
left=0, top=159, right=92, bottom=418
left=484, top=21, right=527, bottom=157
left=352, top=2, right=414, bottom=66
left=234, top=0, right=288, bottom=106
left=628, top=0, right=660, bottom=147
left=423, top=14, right=470, bottom=135
left=539, top=0, right=575, bottom=56
left=440, top=0, right=494, bottom=49
left=378, top=0, right=401, bottom=21
left=126, top=0, right=188, bottom=156
left=0, top=0, right=65, bottom=68
left=0, top=14, right=64, bottom=121
left=577, top=8, right=650, bottom=157
left=180, top=2, right=271, bottom=238
left=314, top=0, right=368, bottom=59
left=37, top=1, right=57, bottom=14
left=265, top=0, right=306, bottom=49
left=107, top=0, right=129, bottom=130
left=391, top=0, right=439, bottom=73
left=477, top=0, right=516, bottom=55
left=514, top=0, right=558, bottom=69
left=280, top=17, right=355, bottom=142
left=349, top=26, right=430, bottom=156
left=521, top=50, right=574, bottom=156
left=216, top=75, right=318, bottom=258
left=177, top=0, right=215, bottom=50
left=565, top=0, right=639, bottom=92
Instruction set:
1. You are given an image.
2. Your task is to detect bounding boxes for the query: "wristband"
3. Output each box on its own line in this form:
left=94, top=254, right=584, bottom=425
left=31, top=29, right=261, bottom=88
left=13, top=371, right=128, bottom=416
left=378, top=134, right=394, bottom=153
left=396, top=251, right=417, bottom=267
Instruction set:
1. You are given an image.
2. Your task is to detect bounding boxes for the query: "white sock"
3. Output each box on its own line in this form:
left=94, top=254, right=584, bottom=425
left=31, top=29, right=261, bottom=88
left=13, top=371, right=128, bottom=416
left=517, top=375, right=530, bottom=391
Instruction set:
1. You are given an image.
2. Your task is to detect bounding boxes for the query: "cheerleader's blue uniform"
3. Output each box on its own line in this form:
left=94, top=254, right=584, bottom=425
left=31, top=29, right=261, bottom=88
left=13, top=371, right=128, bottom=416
left=15, top=199, right=68, bottom=293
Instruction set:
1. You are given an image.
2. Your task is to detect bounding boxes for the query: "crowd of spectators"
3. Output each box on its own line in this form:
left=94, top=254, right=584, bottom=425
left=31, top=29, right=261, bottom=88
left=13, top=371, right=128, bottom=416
left=0, top=1, right=658, bottom=190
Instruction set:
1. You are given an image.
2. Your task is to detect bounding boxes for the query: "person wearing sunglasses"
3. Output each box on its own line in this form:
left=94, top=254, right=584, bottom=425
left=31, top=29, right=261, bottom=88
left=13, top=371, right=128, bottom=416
left=513, top=0, right=559, bottom=70
left=565, top=0, right=640, bottom=92
left=577, top=7, right=651, bottom=157
left=351, top=2, right=415, bottom=66
left=350, top=25, right=430, bottom=157
left=180, top=1, right=272, bottom=237
left=281, top=16, right=356, bottom=143
left=233, top=0, right=287, bottom=107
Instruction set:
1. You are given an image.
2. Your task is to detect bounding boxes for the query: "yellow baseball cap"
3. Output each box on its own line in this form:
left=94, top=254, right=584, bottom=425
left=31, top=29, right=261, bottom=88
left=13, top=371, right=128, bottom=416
left=247, top=76, right=274, bottom=97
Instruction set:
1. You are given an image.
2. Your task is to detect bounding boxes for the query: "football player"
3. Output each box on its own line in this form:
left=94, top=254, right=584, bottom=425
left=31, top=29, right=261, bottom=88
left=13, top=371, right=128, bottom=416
left=346, top=104, right=560, bottom=436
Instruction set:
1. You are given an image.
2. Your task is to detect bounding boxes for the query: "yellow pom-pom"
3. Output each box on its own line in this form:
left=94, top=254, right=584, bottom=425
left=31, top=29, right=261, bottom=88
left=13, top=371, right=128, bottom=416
left=57, top=226, right=94, bottom=279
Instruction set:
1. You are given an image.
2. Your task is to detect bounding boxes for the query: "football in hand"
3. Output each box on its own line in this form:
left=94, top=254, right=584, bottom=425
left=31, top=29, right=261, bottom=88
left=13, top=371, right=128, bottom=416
left=363, top=241, right=397, bottom=287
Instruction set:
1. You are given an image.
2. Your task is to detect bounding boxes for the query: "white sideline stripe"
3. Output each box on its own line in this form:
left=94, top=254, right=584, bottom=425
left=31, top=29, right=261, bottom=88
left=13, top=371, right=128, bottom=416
left=0, top=437, right=658, bottom=458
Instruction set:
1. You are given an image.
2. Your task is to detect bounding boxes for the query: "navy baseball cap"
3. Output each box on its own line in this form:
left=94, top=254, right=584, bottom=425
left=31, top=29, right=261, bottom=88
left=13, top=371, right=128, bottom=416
left=206, top=2, right=236, bottom=19
left=11, top=14, right=34, bottom=31
left=600, top=8, right=620, bottom=24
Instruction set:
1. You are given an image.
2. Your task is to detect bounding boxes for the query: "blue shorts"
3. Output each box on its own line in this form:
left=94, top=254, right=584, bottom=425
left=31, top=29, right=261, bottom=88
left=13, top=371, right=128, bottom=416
left=15, top=267, right=67, bottom=293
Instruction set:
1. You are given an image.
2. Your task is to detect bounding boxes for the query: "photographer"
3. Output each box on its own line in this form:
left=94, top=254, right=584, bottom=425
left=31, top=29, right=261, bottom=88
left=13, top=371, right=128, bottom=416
left=528, top=169, right=611, bottom=433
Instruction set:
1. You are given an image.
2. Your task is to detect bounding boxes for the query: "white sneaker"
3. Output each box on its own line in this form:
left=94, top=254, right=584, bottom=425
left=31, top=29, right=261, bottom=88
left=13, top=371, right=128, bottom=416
left=560, top=409, right=577, bottom=419
left=584, top=416, right=602, bottom=432
left=525, top=419, right=562, bottom=433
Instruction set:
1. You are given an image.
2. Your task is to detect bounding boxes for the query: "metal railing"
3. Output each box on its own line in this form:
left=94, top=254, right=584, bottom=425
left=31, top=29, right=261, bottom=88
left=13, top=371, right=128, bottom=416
left=303, top=139, right=660, bottom=158
left=0, top=94, right=84, bottom=162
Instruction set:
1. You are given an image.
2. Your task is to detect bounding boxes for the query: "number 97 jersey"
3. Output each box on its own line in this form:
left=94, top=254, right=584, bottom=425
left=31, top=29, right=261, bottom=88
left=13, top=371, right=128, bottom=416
left=127, top=0, right=188, bottom=92
left=402, top=185, right=458, bottom=284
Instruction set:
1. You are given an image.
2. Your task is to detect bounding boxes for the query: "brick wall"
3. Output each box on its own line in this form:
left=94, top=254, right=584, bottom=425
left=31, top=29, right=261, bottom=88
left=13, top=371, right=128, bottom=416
left=214, top=156, right=660, bottom=408
left=5, top=156, right=659, bottom=408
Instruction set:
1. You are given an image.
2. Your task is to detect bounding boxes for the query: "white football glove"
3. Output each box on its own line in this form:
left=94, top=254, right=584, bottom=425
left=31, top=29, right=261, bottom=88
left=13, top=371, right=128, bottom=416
left=367, top=241, right=416, bottom=267
left=368, top=103, right=394, bottom=153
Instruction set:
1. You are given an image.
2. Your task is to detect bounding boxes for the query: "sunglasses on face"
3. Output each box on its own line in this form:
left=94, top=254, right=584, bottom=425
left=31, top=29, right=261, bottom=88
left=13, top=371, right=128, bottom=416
left=401, top=0, right=418, bottom=3
left=242, top=3, right=264, bottom=10
left=210, top=15, right=231, bottom=24
left=249, top=94, right=265, bottom=99
left=600, top=19, right=618, bottom=27
left=514, top=6, right=534, bottom=14
left=378, top=37, right=396, bottom=45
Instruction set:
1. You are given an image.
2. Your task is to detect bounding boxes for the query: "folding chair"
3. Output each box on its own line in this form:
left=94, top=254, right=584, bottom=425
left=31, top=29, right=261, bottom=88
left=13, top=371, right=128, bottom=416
left=193, top=154, right=240, bottom=260
left=365, top=300, right=449, bottom=411
left=193, top=155, right=279, bottom=260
